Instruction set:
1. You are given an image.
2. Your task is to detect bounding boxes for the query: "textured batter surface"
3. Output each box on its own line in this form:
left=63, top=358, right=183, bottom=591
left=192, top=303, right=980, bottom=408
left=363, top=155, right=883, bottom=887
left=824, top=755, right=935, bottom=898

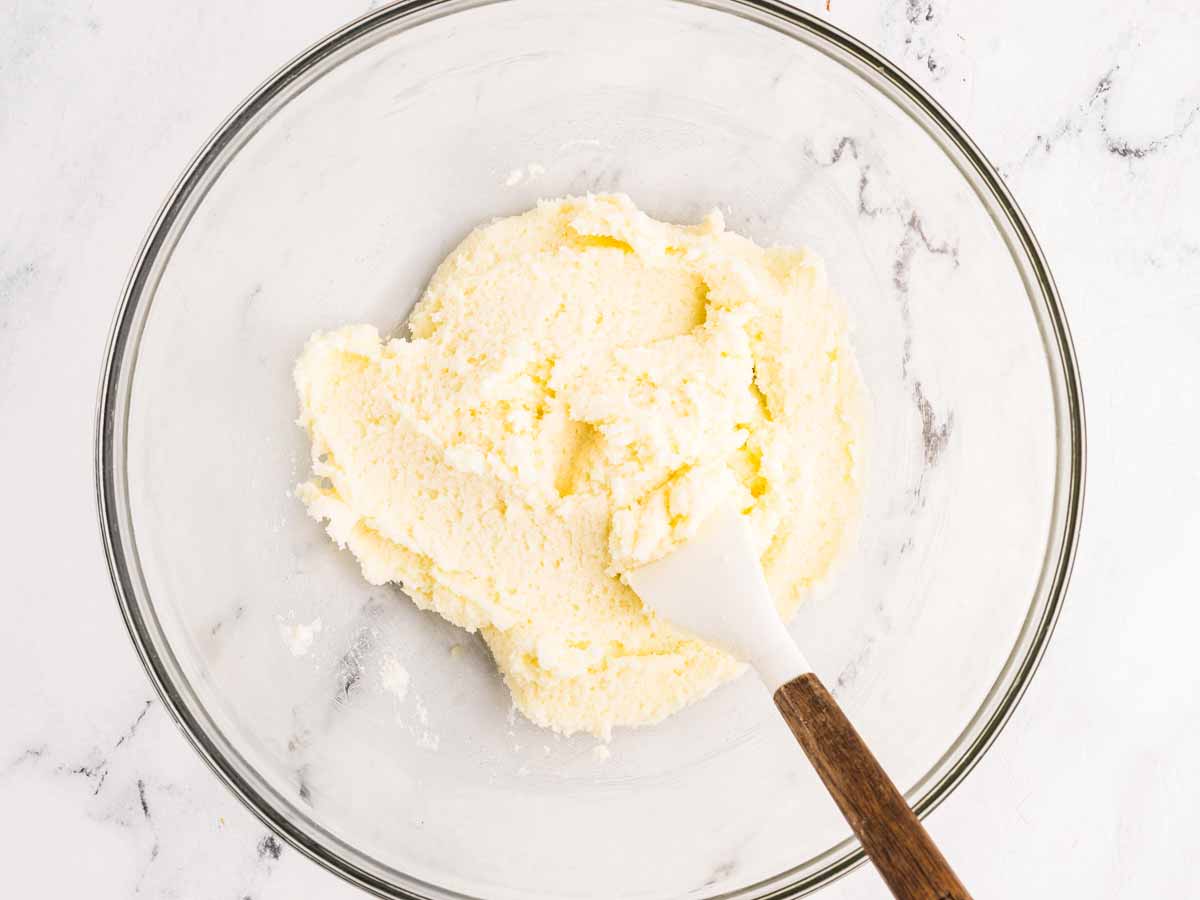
left=294, top=194, right=864, bottom=738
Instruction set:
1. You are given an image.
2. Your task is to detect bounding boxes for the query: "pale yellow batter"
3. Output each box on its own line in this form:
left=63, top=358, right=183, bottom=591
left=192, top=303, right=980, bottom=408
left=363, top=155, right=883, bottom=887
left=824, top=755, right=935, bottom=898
left=294, top=194, right=864, bottom=738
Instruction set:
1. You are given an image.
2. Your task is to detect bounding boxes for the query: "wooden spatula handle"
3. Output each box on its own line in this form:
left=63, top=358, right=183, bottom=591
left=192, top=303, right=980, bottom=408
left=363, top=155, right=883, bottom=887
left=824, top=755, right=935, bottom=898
left=774, top=673, right=972, bottom=900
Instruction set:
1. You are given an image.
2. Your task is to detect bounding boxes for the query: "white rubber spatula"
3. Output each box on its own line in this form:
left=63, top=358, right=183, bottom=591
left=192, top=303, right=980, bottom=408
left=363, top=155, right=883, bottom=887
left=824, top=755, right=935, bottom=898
left=626, top=505, right=972, bottom=900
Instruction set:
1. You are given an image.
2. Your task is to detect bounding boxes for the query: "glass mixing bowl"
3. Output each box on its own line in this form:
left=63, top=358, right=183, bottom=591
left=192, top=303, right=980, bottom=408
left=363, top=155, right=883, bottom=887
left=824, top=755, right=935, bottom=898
left=96, top=1, right=1084, bottom=897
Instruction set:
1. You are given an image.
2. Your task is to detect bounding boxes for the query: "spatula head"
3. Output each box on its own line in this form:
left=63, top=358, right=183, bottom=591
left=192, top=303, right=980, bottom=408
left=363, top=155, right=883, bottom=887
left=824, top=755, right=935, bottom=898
left=625, top=505, right=810, bottom=690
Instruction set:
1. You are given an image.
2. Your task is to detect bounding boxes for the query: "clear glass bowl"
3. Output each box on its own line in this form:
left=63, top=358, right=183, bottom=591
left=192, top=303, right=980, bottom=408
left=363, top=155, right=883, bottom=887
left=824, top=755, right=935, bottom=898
left=95, top=1, right=1084, bottom=897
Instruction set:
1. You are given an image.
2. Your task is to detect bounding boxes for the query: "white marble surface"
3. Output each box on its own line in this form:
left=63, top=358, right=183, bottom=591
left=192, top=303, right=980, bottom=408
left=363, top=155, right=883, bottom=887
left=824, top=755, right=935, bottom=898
left=1, top=0, right=1197, bottom=897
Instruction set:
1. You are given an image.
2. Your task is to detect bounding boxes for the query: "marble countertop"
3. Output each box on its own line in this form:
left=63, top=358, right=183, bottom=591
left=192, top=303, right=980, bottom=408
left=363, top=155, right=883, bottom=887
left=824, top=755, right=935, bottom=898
left=2, top=0, right=1197, bottom=897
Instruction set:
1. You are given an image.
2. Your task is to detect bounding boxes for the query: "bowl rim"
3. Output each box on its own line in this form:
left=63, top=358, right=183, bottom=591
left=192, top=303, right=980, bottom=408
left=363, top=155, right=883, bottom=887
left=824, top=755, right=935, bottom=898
left=94, top=0, right=1086, bottom=897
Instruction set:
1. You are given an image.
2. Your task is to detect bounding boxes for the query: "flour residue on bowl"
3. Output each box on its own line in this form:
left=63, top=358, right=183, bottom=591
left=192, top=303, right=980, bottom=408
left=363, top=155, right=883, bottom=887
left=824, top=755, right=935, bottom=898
left=379, top=654, right=411, bottom=701
left=504, top=162, right=546, bottom=186
left=279, top=616, right=323, bottom=657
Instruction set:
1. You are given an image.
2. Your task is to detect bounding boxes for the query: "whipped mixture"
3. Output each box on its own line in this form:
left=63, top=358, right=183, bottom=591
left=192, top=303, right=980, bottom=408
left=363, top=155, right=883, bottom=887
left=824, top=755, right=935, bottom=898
left=294, top=194, right=864, bottom=738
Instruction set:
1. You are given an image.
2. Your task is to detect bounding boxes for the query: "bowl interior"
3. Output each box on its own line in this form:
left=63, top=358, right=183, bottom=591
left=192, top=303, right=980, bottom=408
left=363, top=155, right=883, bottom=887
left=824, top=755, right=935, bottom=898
left=110, top=1, right=1074, bottom=897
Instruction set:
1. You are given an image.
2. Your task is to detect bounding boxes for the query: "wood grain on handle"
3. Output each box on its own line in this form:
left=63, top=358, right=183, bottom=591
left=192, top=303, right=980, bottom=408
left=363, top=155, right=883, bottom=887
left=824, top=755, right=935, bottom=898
left=774, top=673, right=972, bottom=900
